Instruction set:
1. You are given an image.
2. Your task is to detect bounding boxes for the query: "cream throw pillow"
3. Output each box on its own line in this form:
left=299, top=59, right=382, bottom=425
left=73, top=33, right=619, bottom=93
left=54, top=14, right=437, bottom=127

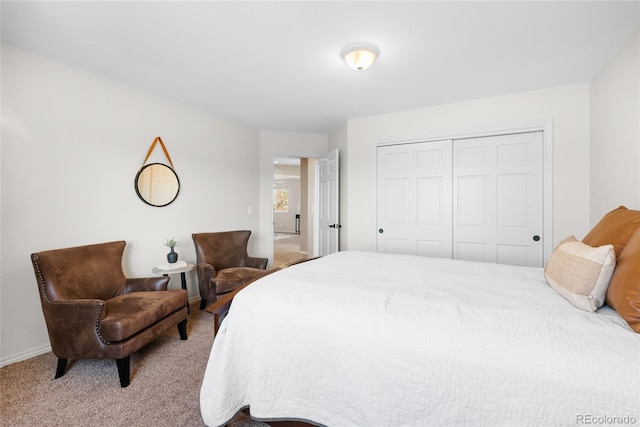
left=544, top=236, right=616, bottom=312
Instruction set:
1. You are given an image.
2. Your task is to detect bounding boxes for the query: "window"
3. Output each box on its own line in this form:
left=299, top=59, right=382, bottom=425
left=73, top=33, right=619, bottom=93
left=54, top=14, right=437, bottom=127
left=273, top=188, right=289, bottom=212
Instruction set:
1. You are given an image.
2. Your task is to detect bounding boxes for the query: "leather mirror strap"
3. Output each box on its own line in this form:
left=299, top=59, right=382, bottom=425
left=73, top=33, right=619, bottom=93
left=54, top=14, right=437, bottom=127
left=143, top=136, right=175, bottom=168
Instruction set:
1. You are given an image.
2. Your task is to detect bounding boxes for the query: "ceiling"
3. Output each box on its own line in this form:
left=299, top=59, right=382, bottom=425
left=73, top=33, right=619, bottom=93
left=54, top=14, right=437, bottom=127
left=2, top=1, right=638, bottom=134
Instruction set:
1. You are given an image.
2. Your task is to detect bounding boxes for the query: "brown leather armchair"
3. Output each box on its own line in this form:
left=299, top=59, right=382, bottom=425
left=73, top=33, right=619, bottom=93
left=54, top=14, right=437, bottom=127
left=30, top=240, right=188, bottom=387
left=192, top=230, right=268, bottom=309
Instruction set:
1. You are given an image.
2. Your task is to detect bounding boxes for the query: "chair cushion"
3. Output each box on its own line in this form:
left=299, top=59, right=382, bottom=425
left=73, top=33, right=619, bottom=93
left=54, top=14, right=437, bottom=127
left=212, top=267, right=269, bottom=294
left=100, top=289, right=187, bottom=342
left=211, top=272, right=243, bottom=294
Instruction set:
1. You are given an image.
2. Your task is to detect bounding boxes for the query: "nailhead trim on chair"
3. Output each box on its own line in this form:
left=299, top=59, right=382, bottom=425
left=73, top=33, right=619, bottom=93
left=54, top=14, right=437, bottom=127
left=31, top=254, right=111, bottom=344
left=95, top=304, right=110, bottom=344
left=31, top=254, right=51, bottom=304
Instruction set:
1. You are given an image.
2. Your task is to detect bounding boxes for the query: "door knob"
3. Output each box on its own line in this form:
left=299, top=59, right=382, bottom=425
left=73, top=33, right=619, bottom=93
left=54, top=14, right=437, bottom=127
left=533, top=235, right=540, bottom=241
left=378, top=229, right=384, bottom=234
left=329, top=224, right=342, bottom=229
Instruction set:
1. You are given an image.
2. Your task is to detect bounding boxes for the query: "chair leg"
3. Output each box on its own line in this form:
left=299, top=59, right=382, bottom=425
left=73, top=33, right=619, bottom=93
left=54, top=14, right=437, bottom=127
left=178, top=319, right=188, bottom=340
left=55, top=358, right=68, bottom=379
left=199, top=298, right=207, bottom=310
left=116, top=356, right=130, bottom=388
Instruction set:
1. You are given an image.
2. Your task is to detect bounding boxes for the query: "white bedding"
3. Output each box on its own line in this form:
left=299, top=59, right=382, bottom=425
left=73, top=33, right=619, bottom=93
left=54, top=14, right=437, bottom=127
left=200, top=251, right=640, bottom=426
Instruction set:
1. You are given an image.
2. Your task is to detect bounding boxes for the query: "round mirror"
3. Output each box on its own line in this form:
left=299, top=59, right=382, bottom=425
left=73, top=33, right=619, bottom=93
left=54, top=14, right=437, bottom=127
left=134, top=163, right=180, bottom=207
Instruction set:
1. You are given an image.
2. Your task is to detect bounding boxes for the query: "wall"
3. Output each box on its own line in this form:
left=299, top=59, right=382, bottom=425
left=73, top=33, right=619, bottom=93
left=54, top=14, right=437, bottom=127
left=258, top=131, right=328, bottom=266
left=344, top=84, right=591, bottom=252
left=0, top=45, right=262, bottom=365
left=590, top=28, right=640, bottom=223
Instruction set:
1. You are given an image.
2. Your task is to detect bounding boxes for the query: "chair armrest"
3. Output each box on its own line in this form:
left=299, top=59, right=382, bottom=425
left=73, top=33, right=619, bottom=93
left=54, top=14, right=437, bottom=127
left=207, top=263, right=287, bottom=336
left=196, top=263, right=216, bottom=301
left=41, top=299, right=108, bottom=356
left=196, top=263, right=216, bottom=283
left=245, top=256, right=268, bottom=270
left=123, top=277, right=170, bottom=293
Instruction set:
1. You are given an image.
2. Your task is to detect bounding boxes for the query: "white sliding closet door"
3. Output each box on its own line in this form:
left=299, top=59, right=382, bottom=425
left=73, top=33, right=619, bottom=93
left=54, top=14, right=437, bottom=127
left=376, top=140, right=453, bottom=257
left=376, top=131, right=545, bottom=267
left=453, top=132, right=543, bottom=266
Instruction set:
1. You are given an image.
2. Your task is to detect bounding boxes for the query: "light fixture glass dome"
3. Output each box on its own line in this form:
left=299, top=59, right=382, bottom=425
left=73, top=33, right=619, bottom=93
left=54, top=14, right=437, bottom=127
left=341, top=43, right=379, bottom=71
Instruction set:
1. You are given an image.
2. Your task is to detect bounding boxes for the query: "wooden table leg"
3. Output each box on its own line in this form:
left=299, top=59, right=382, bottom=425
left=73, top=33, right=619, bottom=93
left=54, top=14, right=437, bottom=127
left=180, top=272, right=190, bottom=314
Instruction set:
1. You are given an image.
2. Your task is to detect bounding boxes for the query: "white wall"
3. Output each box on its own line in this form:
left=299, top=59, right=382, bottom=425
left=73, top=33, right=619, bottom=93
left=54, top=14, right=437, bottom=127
left=0, top=45, right=262, bottom=365
left=344, top=84, right=591, bottom=252
left=258, top=131, right=328, bottom=266
left=590, top=28, right=640, bottom=223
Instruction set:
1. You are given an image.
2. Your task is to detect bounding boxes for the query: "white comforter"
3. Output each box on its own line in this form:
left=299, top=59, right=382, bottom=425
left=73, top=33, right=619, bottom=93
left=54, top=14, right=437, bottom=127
left=200, top=251, right=640, bottom=427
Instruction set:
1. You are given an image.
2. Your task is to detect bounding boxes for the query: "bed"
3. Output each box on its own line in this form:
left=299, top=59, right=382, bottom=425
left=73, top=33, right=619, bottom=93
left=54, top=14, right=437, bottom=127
left=200, top=247, right=640, bottom=427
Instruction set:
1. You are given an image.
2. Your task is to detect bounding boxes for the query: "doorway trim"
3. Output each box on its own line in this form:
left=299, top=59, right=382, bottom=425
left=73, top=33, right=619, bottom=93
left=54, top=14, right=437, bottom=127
left=268, top=150, right=324, bottom=266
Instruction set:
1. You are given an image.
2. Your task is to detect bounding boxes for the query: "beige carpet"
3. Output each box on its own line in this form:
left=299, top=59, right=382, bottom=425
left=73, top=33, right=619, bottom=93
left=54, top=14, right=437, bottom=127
left=273, top=234, right=307, bottom=267
left=0, top=301, right=268, bottom=427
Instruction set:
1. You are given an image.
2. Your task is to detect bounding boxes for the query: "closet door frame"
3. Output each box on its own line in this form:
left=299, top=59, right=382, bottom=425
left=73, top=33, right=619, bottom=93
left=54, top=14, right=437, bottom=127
left=374, top=119, right=554, bottom=263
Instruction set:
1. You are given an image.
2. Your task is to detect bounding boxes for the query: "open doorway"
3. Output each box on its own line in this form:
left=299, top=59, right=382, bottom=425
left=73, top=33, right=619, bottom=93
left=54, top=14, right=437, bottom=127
left=273, top=156, right=313, bottom=267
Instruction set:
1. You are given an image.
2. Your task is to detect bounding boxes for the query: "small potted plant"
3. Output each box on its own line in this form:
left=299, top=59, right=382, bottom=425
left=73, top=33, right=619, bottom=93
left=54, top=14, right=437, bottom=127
left=164, top=237, right=178, bottom=263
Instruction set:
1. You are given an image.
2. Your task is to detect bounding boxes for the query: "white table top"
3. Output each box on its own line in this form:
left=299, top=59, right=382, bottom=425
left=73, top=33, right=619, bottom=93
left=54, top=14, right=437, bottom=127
left=152, top=263, right=195, bottom=274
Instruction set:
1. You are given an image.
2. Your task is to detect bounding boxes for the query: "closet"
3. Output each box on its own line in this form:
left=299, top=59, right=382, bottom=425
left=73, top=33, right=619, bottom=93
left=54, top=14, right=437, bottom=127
left=376, top=131, right=544, bottom=267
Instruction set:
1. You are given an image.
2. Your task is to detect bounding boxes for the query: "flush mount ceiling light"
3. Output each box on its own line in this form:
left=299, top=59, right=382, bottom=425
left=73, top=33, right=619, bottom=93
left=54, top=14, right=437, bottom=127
left=341, top=43, right=379, bottom=71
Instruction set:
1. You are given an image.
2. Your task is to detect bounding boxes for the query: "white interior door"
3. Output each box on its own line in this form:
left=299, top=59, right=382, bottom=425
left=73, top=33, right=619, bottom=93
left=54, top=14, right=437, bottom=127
left=453, top=131, right=543, bottom=267
left=316, top=149, right=339, bottom=256
left=376, top=141, right=453, bottom=257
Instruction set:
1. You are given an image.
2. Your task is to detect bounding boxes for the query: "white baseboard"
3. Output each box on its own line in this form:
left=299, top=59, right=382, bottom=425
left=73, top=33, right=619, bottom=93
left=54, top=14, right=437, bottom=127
left=0, top=343, right=52, bottom=368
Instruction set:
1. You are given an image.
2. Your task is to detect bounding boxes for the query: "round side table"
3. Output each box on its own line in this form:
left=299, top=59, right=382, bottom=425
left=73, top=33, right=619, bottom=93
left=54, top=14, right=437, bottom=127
left=152, top=263, right=195, bottom=314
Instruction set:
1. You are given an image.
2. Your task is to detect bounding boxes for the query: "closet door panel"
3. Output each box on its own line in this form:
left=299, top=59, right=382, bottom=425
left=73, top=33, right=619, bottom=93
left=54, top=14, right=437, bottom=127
left=497, top=173, right=528, bottom=226
left=497, top=244, right=528, bottom=265
left=377, top=141, right=452, bottom=257
left=384, top=178, right=409, bottom=224
left=377, top=146, right=410, bottom=254
left=383, top=238, right=410, bottom=255
left=453, top=132, right=543, bottom=267
left=456, top=242, right=487, bottom=262
left=415, top=142, right=453, bottom=259
left=457, top=175, right=487, bottom=226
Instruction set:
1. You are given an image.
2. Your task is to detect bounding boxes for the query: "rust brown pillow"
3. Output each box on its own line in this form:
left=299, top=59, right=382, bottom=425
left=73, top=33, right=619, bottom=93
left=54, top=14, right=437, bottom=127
left=582, top=206, right=640, bottom=258
left=606, top=227, right=640, bottom=333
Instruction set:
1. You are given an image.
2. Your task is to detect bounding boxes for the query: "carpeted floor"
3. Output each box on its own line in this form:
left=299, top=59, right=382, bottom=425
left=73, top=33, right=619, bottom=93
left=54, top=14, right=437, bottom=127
left=0, top=301, right=268, bottom=427
left=1, top=240, right=307, bottom=427
left=273, top=233, right=307, bottom=267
